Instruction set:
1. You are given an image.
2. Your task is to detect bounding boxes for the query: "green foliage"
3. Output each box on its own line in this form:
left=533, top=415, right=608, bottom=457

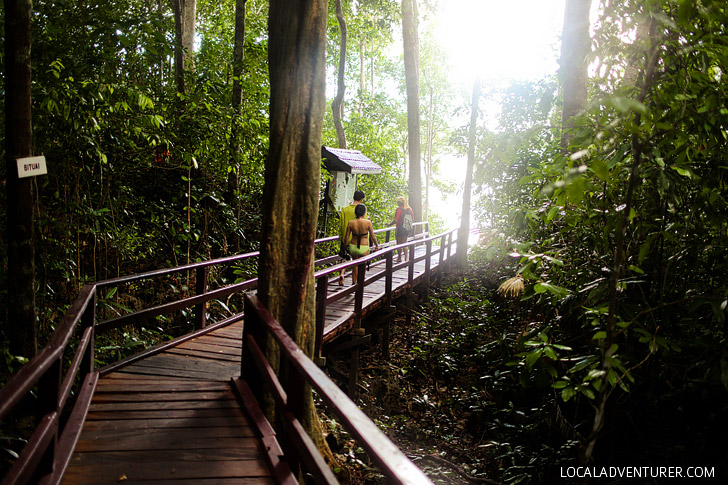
left=469, top=0, right=728, bottom=470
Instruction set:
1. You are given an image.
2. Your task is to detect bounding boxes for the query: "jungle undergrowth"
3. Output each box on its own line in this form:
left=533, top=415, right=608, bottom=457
left=341, top=247, right=577, bottom=484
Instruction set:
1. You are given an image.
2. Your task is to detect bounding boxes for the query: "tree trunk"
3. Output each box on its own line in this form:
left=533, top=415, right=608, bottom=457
left=172, top=0, right=197, bottom=93
left=402, top=0, right=422, bottom=225
left=261, top=0, right=327, bottom=450
left=560, top=0, right=592, bottom=149
left=332, top=0, right=348, bottom=149
left=158, top=0, right=165, bottom=91
left=231, top=0, right=247, bottom=112
left=424, top=80, right=435, bottom=222
left=359, top=38, right=365, bottom=116
left=4, top=0, right=36, bottom=357
left=227, top=0, right=247, bottom=239
left=457, top=77, right=480, bottom=269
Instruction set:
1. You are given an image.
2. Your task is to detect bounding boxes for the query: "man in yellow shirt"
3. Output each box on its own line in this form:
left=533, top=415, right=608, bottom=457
left=338, top=190, right=365, bottom=284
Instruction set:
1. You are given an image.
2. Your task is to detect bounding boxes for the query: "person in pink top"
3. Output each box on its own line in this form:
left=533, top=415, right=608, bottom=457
left=389, top=196, right=414, bottom=262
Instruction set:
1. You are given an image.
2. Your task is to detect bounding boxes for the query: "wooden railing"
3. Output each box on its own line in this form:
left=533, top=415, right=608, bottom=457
left=313, top=227, right=456, bottom=355
left=94, top=221, right=429, bottom=335
left=238, top=293, right=433, bottom=484
left=0, top=221, right=451, bottom=484
left=0, top=285, right=97, bottom=485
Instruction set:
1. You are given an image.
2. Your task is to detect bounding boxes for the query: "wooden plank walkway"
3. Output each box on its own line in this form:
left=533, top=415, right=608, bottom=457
left=59, top=243, right=450, bottom=483
left=60, top=321, right=278, bottom=484
left=322, top=244, right=446, bottom=341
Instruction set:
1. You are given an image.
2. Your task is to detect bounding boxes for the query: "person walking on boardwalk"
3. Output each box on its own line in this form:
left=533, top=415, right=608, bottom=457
left=344, top=204, right=379, bottom=285
left=338, top=190, right=365, bottom=284
left=390, top=196, right=414, bottom=262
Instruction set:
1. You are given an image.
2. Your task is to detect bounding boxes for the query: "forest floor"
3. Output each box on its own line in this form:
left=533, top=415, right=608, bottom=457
left=321, top=251, right=728, bottom=485
left=321, top=263, right=532, bottom=485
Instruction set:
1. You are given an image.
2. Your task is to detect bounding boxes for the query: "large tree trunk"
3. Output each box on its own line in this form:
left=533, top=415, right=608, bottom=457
left=332, top=0, right=348, bottom=148
left=424, top=80, right=434, bottom=222
left=456, top=77, right=480, bottom=269
left=231, top=0, right=247, bottom=113
left=4, top=0, right=36, bottom=357
left=261, top=0, right=327, bottom=446
left=560, top=0, right=592, bottom=149
left=227, top=0, right=247, bottom=244
left=402, top=0, right=422, bottom=225
left=172, top=0, right=197, bottom=93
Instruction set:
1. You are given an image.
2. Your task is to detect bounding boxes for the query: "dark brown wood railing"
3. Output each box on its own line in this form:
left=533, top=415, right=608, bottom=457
left=238, top=293, right=433, bottom=484
left=0, top=285, right=97, bottom=485
left=313, top=227, right=456, bottom=355
left=0, top=221, right=451, bottom=484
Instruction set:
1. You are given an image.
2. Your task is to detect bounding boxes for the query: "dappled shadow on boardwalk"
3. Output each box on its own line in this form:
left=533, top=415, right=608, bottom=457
left=62, top=321, right=276, bottom=484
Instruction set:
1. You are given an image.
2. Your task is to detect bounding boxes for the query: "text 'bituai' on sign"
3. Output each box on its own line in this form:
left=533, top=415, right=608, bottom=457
left=16, top=155, right=48, bottom=178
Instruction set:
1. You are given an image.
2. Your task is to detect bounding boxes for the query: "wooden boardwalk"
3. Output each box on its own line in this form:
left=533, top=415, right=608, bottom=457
left=60, top=321, right=278, bottom=484
left=321, top=243, right=448, bottom=342
left=2, top=228, right=453, bottom=484
left=56, top=245, right=448, bottom=483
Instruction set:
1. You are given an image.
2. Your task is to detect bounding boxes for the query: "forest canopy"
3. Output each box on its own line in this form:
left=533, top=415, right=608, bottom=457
left=2, top=0, right=728, bottom=482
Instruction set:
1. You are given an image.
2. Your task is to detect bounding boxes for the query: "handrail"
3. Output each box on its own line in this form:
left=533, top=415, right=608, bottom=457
left=241, top=294, right=433, bottom=484
left=313, top=228, right=457, bottom=354
left=93, top=222, right=430, bottom=332
left=0, top=221, right=450, bottom=484
left=0, top=285, right=98, bottom=485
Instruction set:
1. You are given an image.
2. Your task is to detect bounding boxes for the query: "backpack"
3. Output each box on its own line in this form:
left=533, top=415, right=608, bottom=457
left=401, top=208, right=413, bottom=233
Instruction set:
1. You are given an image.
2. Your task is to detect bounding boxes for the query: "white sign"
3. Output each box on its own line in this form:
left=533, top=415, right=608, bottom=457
left=17, top=155, right=47, bottom=178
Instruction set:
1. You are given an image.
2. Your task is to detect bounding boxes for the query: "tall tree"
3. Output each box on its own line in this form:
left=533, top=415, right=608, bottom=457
left=332, top=0, right=348, bottom=148
left=457, top=77, right=480, bottom=268
left=4, top=0, right=36, bottom=357
left=227, top=0, right=247, bottom=240
left=172, top=0, right=197, bottom=93
left=259, top=0, right=327, bottom=442
left=401, top=0, right=422, bottom=223
left=559, top=0, right=592, bottom=149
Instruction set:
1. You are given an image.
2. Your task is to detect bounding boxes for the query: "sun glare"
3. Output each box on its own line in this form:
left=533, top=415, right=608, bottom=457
left=436, top=0, right=566, bottom=84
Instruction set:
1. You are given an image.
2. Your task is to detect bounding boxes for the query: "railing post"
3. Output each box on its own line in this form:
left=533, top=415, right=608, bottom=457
left=81, top=288, right=97, bottom=376
left=314, top=276, right=328, bottom=365
left=37, top=356, right=62, bottom=479
left=439, top=234, right=446, bottom=266
left=354, top=261, right=366, bottom=330
left=425, top=239, right=432, bottom=281
left=437, top=234, right=447, bottom=285
left=195, top=266, right=208, bottom=329
left=408, top=242, right=415, bottom=285
left=447, top=231, right=453, bottom=261
left=242, top=295, right=265, bottom=402
left=385, top=251, right=393, bottom=307
left=385, top=228, right=391, bottom=243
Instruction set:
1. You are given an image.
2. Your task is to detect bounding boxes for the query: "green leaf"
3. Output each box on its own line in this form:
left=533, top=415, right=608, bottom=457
left=592, top=331, right=607, bottom=340
left=606, top=96, right=648, bottom=114
left=671, top=166, right=693, bottom=178
left=534, top=282, right=570, bottom=298
left=543, top=346, right=558, bottom=361
left=525, top=349, right=543, bottom=369
left=591, top=157, right=609, bottom=181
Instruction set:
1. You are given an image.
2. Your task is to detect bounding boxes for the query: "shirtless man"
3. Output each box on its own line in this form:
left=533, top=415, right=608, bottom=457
left=343, top=204, right=379, bottom=285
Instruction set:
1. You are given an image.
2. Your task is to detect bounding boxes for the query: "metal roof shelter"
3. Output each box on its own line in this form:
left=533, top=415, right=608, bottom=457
left=322, top=146, right=382, bottom=175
